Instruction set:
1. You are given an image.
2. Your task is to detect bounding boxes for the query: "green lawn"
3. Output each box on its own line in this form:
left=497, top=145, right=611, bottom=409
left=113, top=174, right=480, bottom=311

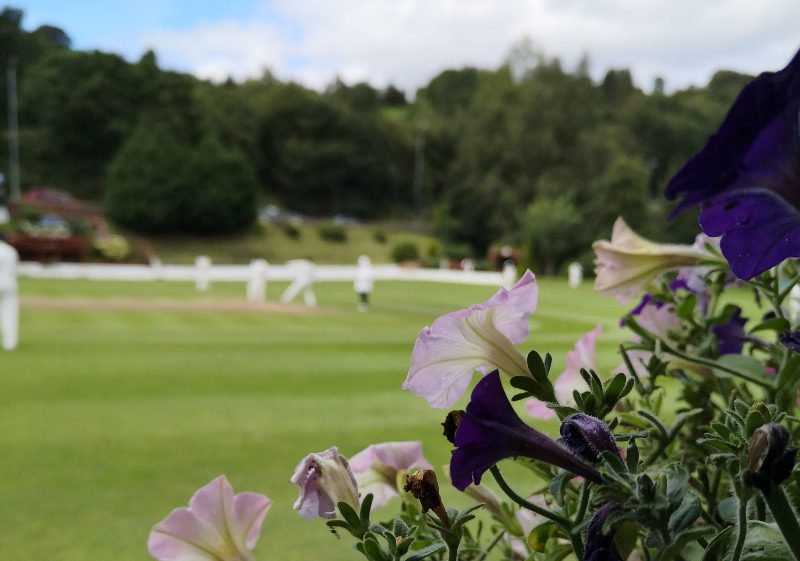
left=0, top=277, right=625, bottom=561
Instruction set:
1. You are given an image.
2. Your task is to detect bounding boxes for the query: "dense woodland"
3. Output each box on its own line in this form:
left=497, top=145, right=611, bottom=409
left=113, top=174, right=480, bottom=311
left=0, top=7, right=754, bottom=271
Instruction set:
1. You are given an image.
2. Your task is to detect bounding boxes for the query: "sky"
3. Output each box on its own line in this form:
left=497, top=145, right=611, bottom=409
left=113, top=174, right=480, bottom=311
left=15, top=0, right=800, bottom=94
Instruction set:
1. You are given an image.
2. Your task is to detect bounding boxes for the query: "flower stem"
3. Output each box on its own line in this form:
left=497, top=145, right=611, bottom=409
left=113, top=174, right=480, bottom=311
left=731, top=495, right=749, bottom=561
left=476, top=531, right=506, bottom=561
left=764, top=486, right=800, bottom=561
left=574, top=482, right=591, bottom=525
left=489, top=465, right=572, bottom=528
left=659, top=343, right=772, bottom=389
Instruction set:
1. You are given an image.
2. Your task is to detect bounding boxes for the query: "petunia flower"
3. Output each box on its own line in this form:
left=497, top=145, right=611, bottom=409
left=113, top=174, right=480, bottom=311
left=404, top=270, right=538, bottom=408
left=148, top=475, right=271, bottom=561
left=349, top=441, right=432, bottom=509
left=592, top=218, right=712, bottom=303
left=664, top=47, right=800, bottom=280
left=291, top=446, right=359, bottom=520
left=780, top=330, right=800, bottom=353
left=450, top=370, right=602, bottom=490
left=526, top=325, right=602, bottom=420
left=711, top=306, right=748, bottom=355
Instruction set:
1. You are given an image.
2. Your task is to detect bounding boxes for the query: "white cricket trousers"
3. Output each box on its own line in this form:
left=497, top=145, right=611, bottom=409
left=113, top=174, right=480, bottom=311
left=0, top=290, right=18, bottom=350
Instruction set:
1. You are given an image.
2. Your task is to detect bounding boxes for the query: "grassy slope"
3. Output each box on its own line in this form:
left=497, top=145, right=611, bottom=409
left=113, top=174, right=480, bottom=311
left=0, top=277, right=625, bottom=560
left=139, top=223, right=438, bottom=265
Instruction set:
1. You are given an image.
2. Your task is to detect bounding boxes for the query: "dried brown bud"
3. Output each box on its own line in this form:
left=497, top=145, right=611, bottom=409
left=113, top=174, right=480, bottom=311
left=442, top=410, right=465, bottom=444
left=404, top=469, right=450, bottom=527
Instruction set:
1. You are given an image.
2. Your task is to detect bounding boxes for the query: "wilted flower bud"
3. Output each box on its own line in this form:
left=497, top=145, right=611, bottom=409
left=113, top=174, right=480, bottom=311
left=291, top=446, right=360, bottom=519
left=779, top=330, right=800, bottom=353
left=404, top=469, right=450, bottom=527
left=745, top=423, right=797, bottom=494
left=560, top=413, right=621, bottom=464
left=584, top=503, right=623, bottom=561
left=442, top=410, right=465, bottom=444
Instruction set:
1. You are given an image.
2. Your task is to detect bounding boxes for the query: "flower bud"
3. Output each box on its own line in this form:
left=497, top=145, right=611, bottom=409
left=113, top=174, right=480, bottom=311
left=560, top=413, right=621, bottom=464
left=404, top=469, right=450, bottom=527
left=442, top=410, right=464, bottom=444
left=291, top=446, right=360, bottom=519
left=745, top=423, right=797, bottom=494
left=584, top=503, right=623, bottom=561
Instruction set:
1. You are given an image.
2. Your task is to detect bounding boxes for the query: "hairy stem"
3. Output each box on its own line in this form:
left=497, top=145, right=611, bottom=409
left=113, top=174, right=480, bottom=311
left=764, top=486, right=800, bottom=561
left=731, top=495, right=749, bottom=561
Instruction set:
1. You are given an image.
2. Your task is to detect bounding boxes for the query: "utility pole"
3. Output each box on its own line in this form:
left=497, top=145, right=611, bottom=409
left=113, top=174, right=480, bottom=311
left=6, top=58, right=20, bottom=202
left=412, top=120, right=428, bottom=227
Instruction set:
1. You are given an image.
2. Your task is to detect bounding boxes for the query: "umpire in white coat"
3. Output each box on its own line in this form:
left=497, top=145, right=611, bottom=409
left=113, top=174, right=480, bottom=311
left=0, top=239, right=19, bottom=350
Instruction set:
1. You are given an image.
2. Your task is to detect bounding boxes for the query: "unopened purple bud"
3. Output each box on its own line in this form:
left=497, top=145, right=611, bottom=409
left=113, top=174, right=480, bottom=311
left=745, top=423, right=797, bottom=494
left=584, top=503, right=623, bottom=561
left=560, top=414, right=620, bottom=464
left=780, top=330, right=800, bottom=353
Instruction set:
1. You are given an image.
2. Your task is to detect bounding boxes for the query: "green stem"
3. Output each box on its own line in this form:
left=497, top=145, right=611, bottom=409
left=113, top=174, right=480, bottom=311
left=660, top=344, right=773, bottom=389
left=476, top=531, right=505, bottom=561
left=731, top=495, right=749, bottom=561
left=574, top=482, right=591, bottom=525
left=764, top=486, right=800, bottom=561
left=490, top=465, right=572, bottom=528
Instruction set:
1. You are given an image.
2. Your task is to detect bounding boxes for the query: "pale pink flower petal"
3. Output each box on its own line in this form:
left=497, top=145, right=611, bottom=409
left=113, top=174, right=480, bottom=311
left=593, top=218, right=712, bottom=304
left=526, top=325, right=601, bottom=419
left=291, top=446, right=359, bottom=520
left=404, top=271, right=538, bottom=408
left=350, top=441, right=431, bottom=509
left=148, top=476, right=271, bottom=561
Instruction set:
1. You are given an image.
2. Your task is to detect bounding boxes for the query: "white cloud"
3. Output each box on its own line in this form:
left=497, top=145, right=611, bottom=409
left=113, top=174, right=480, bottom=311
left=135, top=0, right=800, bottom=93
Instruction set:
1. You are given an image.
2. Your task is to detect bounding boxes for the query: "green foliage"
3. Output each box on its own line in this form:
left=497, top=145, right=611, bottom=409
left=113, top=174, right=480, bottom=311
left=522, top=196, right=582, bottom=276
left=372, top=229, right=388, bottom=244
left=104, top=122, right=257, bottom=234
left=391, top=242, right=420, bottom=263
left=317, top=222, right=348, bottom=243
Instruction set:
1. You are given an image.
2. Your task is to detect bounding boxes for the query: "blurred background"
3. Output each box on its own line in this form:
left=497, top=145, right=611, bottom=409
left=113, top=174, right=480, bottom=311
left=0, top=1, right=798, bottom=560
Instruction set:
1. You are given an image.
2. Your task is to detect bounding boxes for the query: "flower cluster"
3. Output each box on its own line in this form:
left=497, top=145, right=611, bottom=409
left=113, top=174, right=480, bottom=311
left=148, top=45, right=800, bottom=561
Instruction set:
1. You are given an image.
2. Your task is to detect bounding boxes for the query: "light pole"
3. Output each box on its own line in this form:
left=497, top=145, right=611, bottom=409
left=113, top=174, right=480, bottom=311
left=6, top=58, right=20, bottom=202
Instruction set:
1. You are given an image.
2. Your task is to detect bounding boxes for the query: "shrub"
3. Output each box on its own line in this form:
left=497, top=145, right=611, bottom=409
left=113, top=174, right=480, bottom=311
left=317, top=222, right=347, bottom=243
left=94, top=234, right=130, bottom=261
left=372, top=229, right=388, bottom=244
left=391, top=241, right=420, bottom=263
left=105, top=122, right=257, bottom=234
left=282, top=222, right=302, bottom=240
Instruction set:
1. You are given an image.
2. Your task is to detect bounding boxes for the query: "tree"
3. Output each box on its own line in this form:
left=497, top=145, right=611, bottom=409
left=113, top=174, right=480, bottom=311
left=105, top=122, right=257, bottom=234
left=522, top=196, right=582, bottom=275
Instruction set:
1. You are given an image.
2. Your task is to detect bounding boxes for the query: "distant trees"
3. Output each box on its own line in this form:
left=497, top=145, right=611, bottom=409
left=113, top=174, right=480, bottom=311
left=0, top=6, right=755, bottom=259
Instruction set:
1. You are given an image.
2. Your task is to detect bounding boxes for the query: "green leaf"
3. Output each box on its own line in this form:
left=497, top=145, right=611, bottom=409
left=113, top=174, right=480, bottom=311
left=700, top=526, right=734, bottom=561
left=626, top=439, right=640, bottom=473
left=599, top=450, right=628, bottom=476
left=716, top=496, right=738, bottom=525
left=338, top=501, right=362, bottom=529
left=745, top=410, right=765, bottom=437
left=740, top=521, right=794, bottom=561
left=527, top=521, right=557, bottom=552
left=603, top=373, right=628, bottom=405
left=660, top=526, right=715, bottom=561
left=669, top=493, right=702, bottom=533
left=712, top=355, right=766, bottom=381
left=360, top=493, right=374, bottom=524
left=549, top=472, right=571, bottom=506
left=676, top=294, right=697, bottom=319
left=666, top=465, right=690, bottom=510
left=527, top=350, right=548, bottom=382
left=404, top=543, right=446, bottom=561
left=751, top=317, right=791, bottom=333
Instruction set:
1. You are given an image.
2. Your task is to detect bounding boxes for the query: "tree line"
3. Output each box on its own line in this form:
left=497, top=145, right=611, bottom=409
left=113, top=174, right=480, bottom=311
left=0, top=7, right=752, bottom=271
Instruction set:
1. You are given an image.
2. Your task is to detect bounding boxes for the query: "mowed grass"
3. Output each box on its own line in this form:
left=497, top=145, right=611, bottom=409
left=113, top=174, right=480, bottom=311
left=0, top=277, right=625, bottom=561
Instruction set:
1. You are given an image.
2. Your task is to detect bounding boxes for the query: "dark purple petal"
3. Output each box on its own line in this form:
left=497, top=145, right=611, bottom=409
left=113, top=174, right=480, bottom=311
left=665, top=47, right=800, bottom=208
left=584, top=504, right=623, bottom=561
left=699, top=189, right=800, bottom=279
left=560, top=414, right=621, bottom=463
left=620, top=294, right=664, bottom=327
left=780, top=330, right=800, bottom=353
left=711, top=307, right=748, bottom=355
left=450, top=371, right=602, bottom=490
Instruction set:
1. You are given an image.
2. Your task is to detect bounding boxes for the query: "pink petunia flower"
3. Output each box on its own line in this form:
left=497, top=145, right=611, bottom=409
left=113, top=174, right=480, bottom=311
left=291, top=446, right=359, bottom=520
left=404, top=270, right=538, bottom=408
left=148, top=475, right=271, bottom=561
left=526, top=325, right=602, bottom=420
left=593, top=218, right=712, bottom=304
left=349, top=441, right=432, bottom=508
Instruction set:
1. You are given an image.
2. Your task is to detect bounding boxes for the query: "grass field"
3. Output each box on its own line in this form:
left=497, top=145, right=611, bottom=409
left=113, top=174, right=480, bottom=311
left=0, top=276, right=626, bottom=561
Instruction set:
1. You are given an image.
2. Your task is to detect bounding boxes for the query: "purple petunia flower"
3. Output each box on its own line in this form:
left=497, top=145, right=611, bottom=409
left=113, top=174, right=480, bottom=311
left=780, top=330, right=800, bottom=353
left=665, top=47, right=800, bottom=280
left=449, top=370, right=602, bottom=491
left=711, top=307, right=748, bottom=355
